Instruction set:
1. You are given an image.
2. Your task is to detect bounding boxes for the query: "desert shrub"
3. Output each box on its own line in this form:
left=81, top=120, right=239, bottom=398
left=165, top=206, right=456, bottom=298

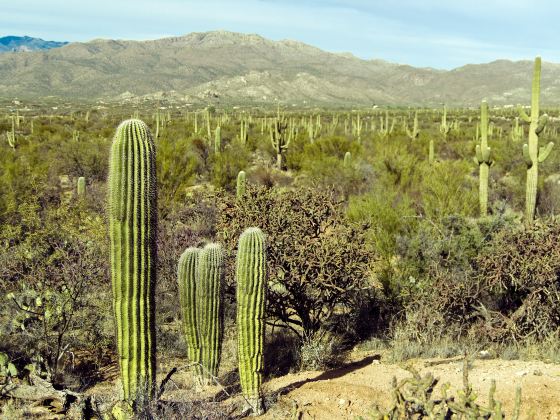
left=0, top=195, right=110, bottom=387
left=216, top=185, right=374, bottom=339
left=474, top=218, right=560, bottom=341
left=210, top=141, right=251, bottom=191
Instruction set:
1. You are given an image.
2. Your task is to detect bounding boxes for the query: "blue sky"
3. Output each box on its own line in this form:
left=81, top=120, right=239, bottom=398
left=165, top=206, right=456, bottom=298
left=2, top=0, right=558, bottom=69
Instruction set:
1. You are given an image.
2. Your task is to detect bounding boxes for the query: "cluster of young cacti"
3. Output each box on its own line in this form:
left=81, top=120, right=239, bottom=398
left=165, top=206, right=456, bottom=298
left=518, top=57, right=554, bottom=223
left=108, top=119, right=157, bottom=413
left=474, top=100, right=492, bottom=217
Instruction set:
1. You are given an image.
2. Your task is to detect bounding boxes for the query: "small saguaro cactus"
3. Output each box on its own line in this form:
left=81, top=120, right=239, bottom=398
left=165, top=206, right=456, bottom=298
left=108, top=119, right=157, bottom=412
left=474, top=100, right=493, bottom=217
left=177, top=247, right=202, bottom=382
left=236, top=227, right=267, bottom=416
left=518, top=56, right=554, bottom=222
left=214, top=126, right=221, bottom=154
left=237, top=170, right=247, bottom=199
left=197, top=243, right=224, bottom=384
left=428, top=139, right=435, bottom=164
left=239, top=119, right=249, bottom=145
left=77, top=176, right=86, bottom=197
left=344, top=151, right=352, bottom=168
left=406, top=110, right=420, bottom=140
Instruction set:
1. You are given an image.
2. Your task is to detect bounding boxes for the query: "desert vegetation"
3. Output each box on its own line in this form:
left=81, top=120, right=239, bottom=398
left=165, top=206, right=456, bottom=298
left=1, top=56, right=560, bottom=418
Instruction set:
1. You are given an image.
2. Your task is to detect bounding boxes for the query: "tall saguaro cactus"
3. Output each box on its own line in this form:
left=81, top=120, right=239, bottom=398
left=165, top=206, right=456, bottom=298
left=197, top=243, right=224, bottom=383
left=518, top=56, right=554, bottom=222
left=236, top=227, right=267, bottom=415
left=474, top=100, right=493, bottom=216
left=108, top=119, right=157, bottom=410
left=177, top=247, right=202, bottom=382
left=406, top=110, right=420, bottom=140
left=270, top=120, right=290, bottom=170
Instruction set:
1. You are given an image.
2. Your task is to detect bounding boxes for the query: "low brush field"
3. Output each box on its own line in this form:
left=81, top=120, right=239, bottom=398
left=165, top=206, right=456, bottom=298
left=1, top=97, right=560, bottom=419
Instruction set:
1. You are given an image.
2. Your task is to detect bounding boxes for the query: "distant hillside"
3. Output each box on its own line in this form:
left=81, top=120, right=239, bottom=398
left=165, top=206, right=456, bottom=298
left=0, top=36, right=68, bottom=53
left=0, top=31, right=559, bottom=106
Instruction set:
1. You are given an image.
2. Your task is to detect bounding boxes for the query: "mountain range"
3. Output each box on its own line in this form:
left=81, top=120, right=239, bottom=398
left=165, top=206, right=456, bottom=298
left=0, top=31, right=559, bottom=106
left=0, top=36, right=68, bottom=53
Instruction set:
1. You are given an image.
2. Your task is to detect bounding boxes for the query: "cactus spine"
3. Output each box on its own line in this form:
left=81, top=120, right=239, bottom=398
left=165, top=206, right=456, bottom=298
left=177, top=247, right=202, bottom=382
left=474, top=100, right=492, bottom=217
left=77, top=176, right=86, bottom=197
left=197, top=243, right=224, bottom=383
left=236, top=228, right=267, bottom=415
left=108, top=119, right=157, bottom=409
left=518, top=57, right=554, bottom=223
left=237, top=170, right=247, bottom=199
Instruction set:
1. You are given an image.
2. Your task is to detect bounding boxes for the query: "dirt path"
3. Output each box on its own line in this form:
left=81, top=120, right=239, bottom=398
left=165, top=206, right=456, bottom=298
left=258, top=352, right=560, bottom=419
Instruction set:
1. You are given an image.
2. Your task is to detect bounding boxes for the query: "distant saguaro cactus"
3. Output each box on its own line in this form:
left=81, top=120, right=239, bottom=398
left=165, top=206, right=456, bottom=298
left=474, top=100, right=493, bottom=216
left=236, top=227, right=267, bottom=416
left=177, top=247, right=202, bottom=383
left=77, top=176, right=86, bottom=197
left=237, top=170, right=247, bottom=199
left=214, top=126, right=221, bottom=154
left=197, top=243, right=224, bottom=384
left=270, top=120, right=290, bottom=170
left=518, top=57, right=554, bottom=223
left=108, top=119, right=157, bottom=412
left=406, top=110, right=420, bottom=140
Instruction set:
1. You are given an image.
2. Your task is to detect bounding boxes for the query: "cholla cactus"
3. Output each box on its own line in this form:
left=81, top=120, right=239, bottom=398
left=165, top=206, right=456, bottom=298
left=518, top=56, right=554, bottom=223
left=236, top=227, right=267, bottom=416
left=177, top=247, right=202, bottom=383
left=197, top=243, right=224, bottom=384
left=108, top=119, right=157, bottom=411
left=474, top=100, right=493, bottom=216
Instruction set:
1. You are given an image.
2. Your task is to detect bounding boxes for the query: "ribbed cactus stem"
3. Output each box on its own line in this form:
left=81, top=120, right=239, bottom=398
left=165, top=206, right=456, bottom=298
left=108, top=119, right=157, bottom=409
left=428, top=139, right=435, bottom=164
left=197, top=243, right=224, bottom=384
left=237, top=170, right=247, bottom=199
left=214, top=126, right=221, bottom=154
left=77, top=176, right=86, bottom=197
left=344, top=152, right=352, bottom=168
left=518, top=57, right=554, bottom=223
left=177, top=247, right=202, bottom=382
left=236, top=227, right=267, bottom=416
left=474, top=100, right=492, bottom=217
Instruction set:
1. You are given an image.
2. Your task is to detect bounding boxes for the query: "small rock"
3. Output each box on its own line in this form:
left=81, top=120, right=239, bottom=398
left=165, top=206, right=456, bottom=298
left=534, top=370, right=543, bottom=376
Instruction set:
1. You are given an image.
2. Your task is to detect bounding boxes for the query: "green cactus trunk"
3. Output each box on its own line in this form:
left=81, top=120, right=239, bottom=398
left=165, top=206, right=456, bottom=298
left=428, top=139, right=435, bottom=164
left=343, top=152, right=352, bottom=168
left=177, top=247, right=202, bottom=382
left=197, top=243, right=224, bottom=384
left=77, top=176, right=86, bottom=197
left=236, top=228, right=267, bottom=415
left=518, top=57, right=554, bottom=223
left=108, top=119, right=157, bottom=409
left=214, top=126, right=221, bottom=154
left=475, top=100, right=492, bottom=217
left=237, top=170, right=247, bottom=199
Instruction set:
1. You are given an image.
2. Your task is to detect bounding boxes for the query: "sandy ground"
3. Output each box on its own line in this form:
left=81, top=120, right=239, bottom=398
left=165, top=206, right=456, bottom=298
left=256, top=351, right=560, bottom=419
